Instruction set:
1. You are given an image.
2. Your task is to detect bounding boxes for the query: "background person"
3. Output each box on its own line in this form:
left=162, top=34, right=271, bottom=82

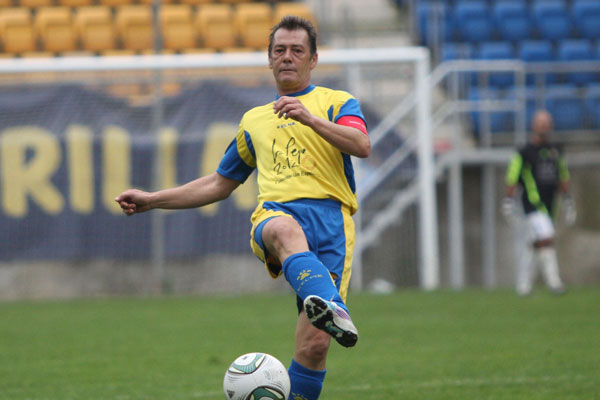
left=503, top=109, right=575, bottom=296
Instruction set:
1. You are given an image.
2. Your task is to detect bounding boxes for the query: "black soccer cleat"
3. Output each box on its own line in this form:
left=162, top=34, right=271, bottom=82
left=303, top=295, right=359, bottom=348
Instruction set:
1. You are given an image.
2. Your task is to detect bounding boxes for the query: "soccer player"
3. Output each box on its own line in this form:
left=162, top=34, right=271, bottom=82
left=115, top=16, right=369, bottom=400
left=503, top=110, right=574, bottom=296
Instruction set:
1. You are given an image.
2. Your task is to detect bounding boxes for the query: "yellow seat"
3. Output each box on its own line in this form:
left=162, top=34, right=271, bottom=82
left=179, top=0, right=213, bottom=5
left=234, top=3, right=272, bottom=50
left=35, top=7, right=77, bottom=54
left=0, top=0, right=13, bottom=7
left=57, top=0, right=94, bottom=7
left=160, top=4, right=196, bottom=51
left=0, top=8, right=37, bottom=54
left=219, top=0, right=253, bottom=3
left=19, top=0, right=53, bottom=8
left=273, top=2, right=317, bottom=28
left=98, top=0, right=133, bottom=8
left=196, top=4, right=236, bottom=51
left=137, top=0, right=174, bottom=4
left=115, top=5, right=153, bottom=52
left=75, top=6, right=116, bottom=53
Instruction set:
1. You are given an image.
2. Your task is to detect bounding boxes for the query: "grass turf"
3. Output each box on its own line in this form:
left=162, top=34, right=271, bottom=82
left=1, top=287, right=599, bottom=400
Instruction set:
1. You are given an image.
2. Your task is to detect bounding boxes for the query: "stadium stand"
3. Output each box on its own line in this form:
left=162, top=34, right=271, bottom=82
left=586, top=84, right=600, bottom=129
left=75, top=6, right=116, bottom=53
left=234, top=3, right=272, bottom=50
left=414, top=0, right=600, bottom=133
left=0, top=7, right=37, bottom=55
left=35, top=7, right=78, bottom=54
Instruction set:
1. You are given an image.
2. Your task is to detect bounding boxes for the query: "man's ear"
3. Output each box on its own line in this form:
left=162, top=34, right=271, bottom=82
left=268, top=54, right=273, bottom=70
left=310, top=52, right=318, bottom=70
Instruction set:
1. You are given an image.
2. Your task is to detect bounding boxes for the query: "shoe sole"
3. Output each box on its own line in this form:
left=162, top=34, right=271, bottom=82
left=304, top=296, right=358, bottom=348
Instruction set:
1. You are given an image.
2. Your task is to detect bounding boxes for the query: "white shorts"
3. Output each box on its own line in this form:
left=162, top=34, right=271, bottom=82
left=526, top=211, right=555, bottom=242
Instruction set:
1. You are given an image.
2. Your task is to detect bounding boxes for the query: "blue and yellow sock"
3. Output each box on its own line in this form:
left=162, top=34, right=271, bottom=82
left=288, top=359, right=326, bottom=400
left=282, top=251, right=348, bottom=314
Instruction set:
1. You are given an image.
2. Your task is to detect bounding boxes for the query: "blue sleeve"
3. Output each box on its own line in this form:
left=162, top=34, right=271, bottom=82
left=335, top=98, right=366, bottom=124
left=216, top=138, right=255, bottom=183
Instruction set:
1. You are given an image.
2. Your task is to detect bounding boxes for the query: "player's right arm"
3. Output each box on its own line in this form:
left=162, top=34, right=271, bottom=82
left=115, top=173, right=241, bottom=216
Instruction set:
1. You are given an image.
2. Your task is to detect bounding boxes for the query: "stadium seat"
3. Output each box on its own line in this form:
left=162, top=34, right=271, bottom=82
left=454, top=0, right=494, bottom=43
left=0, top=8, right=37, bottom=55
left=0, top=0, right=13, bottom=7
left=532, top=0, right=573, bottom=41
left=179, top=0, right=213, bottom=5
left=273, top=2, right=317, bottom=28
left=572, top=0, right=600, bottom=40
left=57, top=0, right=93, bottom=7
left=544, top=84, right=586, bottom=130
left=196, top=4, right=237, bottom=51
left=492, top=0, right=532, bottom=42
left=415, top=1, right=456, bottom=46
left=477, top=41, right=516, bottom=88
left=234, top=3, right=272, bottom=50
left=441, top=42, right=473, bottom=61
left=19, top=0, right=53, bottom=8
left=557, top=39, right=598, bottom=85
left=98, top=0, right=134, bottom=8
left=517, top=40, right=556, bottom=86
left=75, top=6, right=116, bottom=53
left=469, top=87, right=513, bottom=135
left=584, top=84, right=600, bottom=129
left=35, top=7, right=77, bottom=54
left=115, top=5, right=153, bottom=53
left=160, top=5, right=197, bottom=52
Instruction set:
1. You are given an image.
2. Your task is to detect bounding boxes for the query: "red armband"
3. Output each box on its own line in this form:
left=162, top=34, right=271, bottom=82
left=337, top=115, right=368, bottom=135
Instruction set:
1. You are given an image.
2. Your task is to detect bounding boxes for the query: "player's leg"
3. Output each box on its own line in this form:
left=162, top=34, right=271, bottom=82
left=516, top=242, right=535, bottom=296
left=288, top=311, right=331, bottom=400
left=529, top=212, right=565, bottom=293
left=537, top=241, right=565, bottom=294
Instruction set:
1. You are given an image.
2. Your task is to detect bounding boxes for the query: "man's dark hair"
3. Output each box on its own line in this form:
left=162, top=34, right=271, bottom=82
left=268, top=15, right=318, bottom=56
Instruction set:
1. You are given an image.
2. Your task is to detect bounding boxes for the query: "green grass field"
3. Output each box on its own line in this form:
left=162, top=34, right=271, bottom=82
left=1, top=287, right=599, bottom=400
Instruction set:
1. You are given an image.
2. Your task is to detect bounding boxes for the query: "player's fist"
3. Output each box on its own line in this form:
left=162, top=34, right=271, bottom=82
left=115, top=189, right=153, bottom=215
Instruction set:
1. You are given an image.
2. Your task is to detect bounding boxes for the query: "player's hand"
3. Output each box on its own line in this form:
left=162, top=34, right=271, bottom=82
left=501, top=197, right=515, bottom=219
left=273, top=96, right=313, bottom=126
left=115, top=189, right=153, bottom=216
left=563, top=195, right=577, bottom=227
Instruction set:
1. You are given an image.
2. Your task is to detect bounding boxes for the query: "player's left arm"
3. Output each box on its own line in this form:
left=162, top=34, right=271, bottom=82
left=273, top=96, right=370, bottom=158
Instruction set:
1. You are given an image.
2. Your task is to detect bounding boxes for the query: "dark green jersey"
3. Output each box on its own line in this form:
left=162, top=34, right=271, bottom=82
left=505, top=143, right=570, bottom=215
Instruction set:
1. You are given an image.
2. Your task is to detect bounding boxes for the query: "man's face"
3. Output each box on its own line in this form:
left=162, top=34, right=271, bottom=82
left=531, top=112, right=553, bottom=144
left=268, top=28, right=317, bottom=94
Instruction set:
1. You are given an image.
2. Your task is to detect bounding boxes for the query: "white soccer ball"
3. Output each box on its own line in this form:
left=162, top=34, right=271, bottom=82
left=223, top=352, right=291, bottom=400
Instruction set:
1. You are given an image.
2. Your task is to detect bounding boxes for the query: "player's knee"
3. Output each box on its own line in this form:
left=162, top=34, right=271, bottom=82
left=262, top=217, right=306, bottom=251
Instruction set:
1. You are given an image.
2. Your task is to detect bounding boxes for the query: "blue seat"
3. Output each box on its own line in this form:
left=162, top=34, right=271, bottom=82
left=469, top=87, right=514, bottom=135
left=416, top=1, right=456, bottom=46
left=441, top=42, right=474, bottom=61
left=572, top=0, right=600, bottom=39
left=518, top=40, right=556, bottom=86
left=532, top=0, right=573, bottom=40
left=544, top=84, right=586, bottom=130
left=557, top=39, right=598, bottom=85
left=477, top=41, right=516, bottom=88
left=585, top=84, right=600, bottom=129
left=454, top=0, right=494, bottom=43
left=493, top=0, right=532, bottom=41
